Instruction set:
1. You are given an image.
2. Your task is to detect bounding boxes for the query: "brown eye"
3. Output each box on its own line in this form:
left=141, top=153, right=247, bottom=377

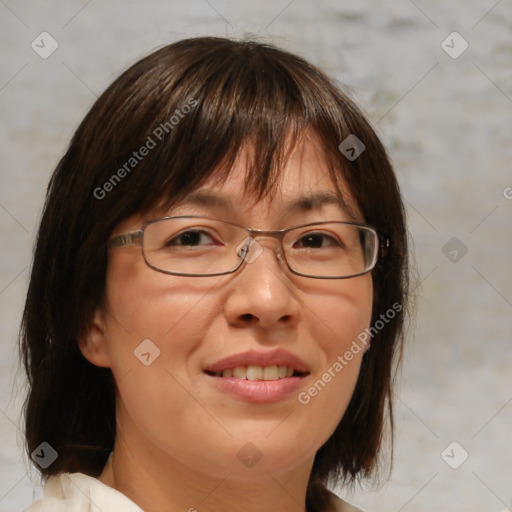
left=166, top=229, right=216, bottom=247
left=293, top=232, right=343, bottom=249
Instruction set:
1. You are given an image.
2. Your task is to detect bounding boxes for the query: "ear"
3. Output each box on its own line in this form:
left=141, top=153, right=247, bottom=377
left=78, top=307, right=111, bottom=368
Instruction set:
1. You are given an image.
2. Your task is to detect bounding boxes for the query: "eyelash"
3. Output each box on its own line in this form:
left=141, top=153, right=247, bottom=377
left=165, top=229, right=343, bottom=249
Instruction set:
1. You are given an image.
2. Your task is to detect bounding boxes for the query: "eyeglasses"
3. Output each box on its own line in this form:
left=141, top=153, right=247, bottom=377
left=107, top=215, right=387, bottom=279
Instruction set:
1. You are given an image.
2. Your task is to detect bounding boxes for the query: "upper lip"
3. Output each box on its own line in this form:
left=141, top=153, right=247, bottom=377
left=204, top=348, right=309, bottom=374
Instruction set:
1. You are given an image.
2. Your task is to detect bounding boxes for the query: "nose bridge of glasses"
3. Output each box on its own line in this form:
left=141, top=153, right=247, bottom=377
left=237, top=229, right=285, bottom=264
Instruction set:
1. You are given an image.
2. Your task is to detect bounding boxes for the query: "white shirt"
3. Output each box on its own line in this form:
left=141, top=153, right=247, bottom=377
left=24, top=473, right=143, bottom=512
left=24, top=472, right=363, bottom=512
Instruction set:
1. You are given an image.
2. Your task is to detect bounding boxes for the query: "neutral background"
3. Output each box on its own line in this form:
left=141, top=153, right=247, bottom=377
left=1, top=1, right=511, bottom=511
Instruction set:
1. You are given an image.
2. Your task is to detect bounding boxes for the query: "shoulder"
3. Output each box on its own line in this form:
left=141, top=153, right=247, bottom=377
left=326, top=489, right=365, bottom=512
left=23, top=472, right=143, bottom=512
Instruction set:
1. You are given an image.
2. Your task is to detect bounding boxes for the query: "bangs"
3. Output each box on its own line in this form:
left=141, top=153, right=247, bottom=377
left=84, top=38, right=362, bottom=229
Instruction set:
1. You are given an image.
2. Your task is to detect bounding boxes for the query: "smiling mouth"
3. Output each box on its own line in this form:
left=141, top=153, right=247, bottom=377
left=204, top=365, right=308, bottom=381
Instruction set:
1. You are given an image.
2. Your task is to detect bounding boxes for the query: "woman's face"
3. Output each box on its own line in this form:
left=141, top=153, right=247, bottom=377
left=82, top=135, right=373, bottom=480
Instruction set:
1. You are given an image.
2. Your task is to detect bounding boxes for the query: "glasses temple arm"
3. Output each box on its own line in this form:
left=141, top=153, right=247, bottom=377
left=107, top=231, right=143, bottom=249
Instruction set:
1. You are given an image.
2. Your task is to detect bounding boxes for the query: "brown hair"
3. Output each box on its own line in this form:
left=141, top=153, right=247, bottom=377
left=20, top=36, right=409, bottom=512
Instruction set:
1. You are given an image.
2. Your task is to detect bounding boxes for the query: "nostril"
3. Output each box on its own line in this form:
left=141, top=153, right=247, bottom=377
left=241, top=313, right=253, bottom=321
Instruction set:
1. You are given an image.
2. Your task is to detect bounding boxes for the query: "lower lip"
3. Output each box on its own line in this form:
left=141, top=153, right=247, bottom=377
left=207, top=374, right=305, bottom=403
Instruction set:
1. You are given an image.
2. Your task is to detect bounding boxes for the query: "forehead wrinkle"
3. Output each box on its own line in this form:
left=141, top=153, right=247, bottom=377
left=288, top=191, right=357, bottom=220
left=166, top=130, right=359, bottom=222
left=170, top=189, right=357, bottom=221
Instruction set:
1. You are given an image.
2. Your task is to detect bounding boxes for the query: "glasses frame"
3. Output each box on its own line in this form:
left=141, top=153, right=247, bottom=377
left=107, top=215, right=389, bottom=279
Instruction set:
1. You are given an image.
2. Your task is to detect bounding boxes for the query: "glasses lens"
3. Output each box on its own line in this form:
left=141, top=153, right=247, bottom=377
left=282, top=223, right=378, bottom=278
left=142, top=217, right=246, bottom=275
left=142, top=218, right=378, bottom=278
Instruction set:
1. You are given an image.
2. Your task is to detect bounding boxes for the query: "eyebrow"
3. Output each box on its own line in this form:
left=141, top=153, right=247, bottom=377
left=173, top=190, right=357, bottom=220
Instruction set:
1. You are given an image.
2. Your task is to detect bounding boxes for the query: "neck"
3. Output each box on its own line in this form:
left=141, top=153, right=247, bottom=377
left=98, top=428, right=315, bottom=512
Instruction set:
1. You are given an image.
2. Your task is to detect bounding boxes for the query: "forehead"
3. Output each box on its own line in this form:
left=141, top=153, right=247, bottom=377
left=169, top=135, right=362, bottom=223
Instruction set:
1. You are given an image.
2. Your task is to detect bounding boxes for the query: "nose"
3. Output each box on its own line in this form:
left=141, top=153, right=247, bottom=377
left=223, top=237, right=301, bottom=330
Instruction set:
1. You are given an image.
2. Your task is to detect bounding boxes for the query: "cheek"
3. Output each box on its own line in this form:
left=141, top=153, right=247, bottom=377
left=102, top=255, right=225, bottom=381
left=106, top=255, right=201, bottom=337
left=307, top=274, right=373, bottom=355
left=297, top=276, right=373, bottom=435
left=101, top=265, right=230, bottom=457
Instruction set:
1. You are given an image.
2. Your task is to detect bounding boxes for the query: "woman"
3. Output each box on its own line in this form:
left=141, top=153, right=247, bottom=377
left=20, top=36, right=409, bottom=512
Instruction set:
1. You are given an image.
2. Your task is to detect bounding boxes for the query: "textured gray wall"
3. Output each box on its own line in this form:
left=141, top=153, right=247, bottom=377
left=1, top=1, right=511, bottom=511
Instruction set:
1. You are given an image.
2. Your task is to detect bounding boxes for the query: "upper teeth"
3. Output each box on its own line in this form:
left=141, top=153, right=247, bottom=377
left=215, top=365, right=295, bottom=380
